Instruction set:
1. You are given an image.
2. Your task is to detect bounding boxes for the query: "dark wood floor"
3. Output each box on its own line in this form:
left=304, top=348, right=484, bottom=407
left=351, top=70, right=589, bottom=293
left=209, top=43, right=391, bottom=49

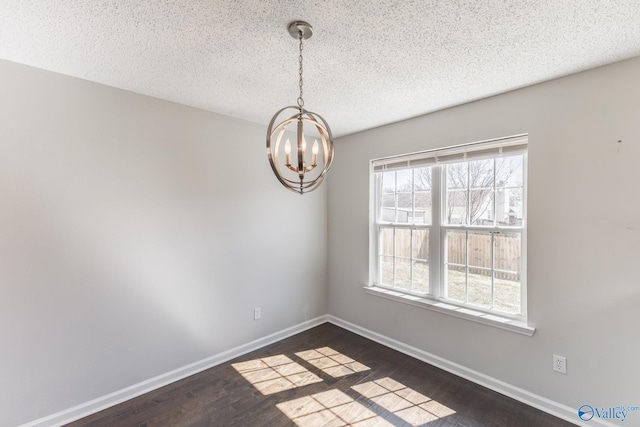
left=66, top=323, right=575, bottom=426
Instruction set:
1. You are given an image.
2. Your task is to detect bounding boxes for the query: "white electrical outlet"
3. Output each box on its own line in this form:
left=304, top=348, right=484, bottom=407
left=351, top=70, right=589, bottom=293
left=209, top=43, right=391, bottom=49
left=553, top=355, right=567, bottom=374
left=254, top=307, right=261, bottom=320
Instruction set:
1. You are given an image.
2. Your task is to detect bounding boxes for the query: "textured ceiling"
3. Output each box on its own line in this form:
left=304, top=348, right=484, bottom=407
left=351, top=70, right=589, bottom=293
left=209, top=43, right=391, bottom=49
left=2, top=1, right=640, bottom=137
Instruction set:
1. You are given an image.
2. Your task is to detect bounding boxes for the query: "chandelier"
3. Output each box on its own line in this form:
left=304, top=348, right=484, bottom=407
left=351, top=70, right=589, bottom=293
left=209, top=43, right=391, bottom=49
left=266, top=21, right=335, bottom=195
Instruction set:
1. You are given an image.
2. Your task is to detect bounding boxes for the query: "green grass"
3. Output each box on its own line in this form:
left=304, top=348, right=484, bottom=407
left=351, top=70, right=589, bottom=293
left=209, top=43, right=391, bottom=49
left=381, top=262, right=521, bottom=315
left=381, top=260, right=429, bottom=293
left=445, top=270, right=520, bottom=314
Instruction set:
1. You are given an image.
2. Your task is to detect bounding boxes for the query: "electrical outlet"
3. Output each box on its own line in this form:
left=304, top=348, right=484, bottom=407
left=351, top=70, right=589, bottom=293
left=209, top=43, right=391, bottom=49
left=553, top=355, right=567, bottom=374
left=254, top=307, right=261, bottom=320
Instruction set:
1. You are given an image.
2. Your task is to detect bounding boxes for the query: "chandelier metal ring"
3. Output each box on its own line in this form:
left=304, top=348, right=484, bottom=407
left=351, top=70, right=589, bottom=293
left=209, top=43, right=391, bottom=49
left=266, top=105, right=334, bottom=193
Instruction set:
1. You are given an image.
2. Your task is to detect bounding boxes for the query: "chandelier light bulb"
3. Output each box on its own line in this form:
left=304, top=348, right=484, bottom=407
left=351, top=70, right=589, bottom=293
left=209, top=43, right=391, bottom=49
left=284, top=138, right=292, bottom=166
left=311, top=139, right=319, bottom=167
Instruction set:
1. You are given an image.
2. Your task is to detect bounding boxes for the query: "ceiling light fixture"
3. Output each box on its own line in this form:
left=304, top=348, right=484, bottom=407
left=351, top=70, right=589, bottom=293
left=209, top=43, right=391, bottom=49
left=266, top=21, right=334, bottom=195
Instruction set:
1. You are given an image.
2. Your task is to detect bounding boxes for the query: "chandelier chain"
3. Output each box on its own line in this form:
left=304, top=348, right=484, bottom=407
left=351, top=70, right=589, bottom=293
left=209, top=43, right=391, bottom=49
left=297, top=30, right=304, bottom=109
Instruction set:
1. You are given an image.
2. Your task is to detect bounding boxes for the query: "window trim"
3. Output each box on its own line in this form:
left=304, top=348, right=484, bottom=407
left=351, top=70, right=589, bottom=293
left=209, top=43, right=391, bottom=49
left=363, top=285, right=535, bottom=336
left=369, top=135, right=531, bottom=332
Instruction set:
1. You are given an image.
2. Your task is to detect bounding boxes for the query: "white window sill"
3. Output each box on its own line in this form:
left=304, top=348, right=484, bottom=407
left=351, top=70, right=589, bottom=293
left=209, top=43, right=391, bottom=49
left=364, top=286, right=535, bottom=336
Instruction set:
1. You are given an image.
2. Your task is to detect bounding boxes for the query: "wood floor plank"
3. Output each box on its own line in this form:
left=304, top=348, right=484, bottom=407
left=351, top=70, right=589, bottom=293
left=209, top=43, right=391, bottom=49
left=65, top=323, right=575, bottom=426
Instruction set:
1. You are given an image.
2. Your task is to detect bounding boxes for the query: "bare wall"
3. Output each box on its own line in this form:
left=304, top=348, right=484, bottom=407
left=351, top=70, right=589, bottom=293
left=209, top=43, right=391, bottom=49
left=328, top=57, right=640, bottom=411
left=0, top=59, right=328, bottom=426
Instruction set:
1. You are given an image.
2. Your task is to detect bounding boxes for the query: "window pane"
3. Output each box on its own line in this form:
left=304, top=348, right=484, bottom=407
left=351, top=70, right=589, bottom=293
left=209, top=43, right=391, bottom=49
left=445, top=162, right=469, bottom=224
left=381, top=194, right=396, bottom=222
left=446, top=265, right=465, bottom=302
left=445, top=190, right=468, bottom=225
left=446, top=163, right=467, bottom=189
left=446, top=163, right=468, bottom=225
left=380, top=228, right=394, bottom=256
left=467, top=270, right=492, bottom=308
left=493, top=232, right=522, bottom=313
left=494, top=273, right=521, bottom=314
left=467, top=159, right=494, bottom=226
left=468, top=232, right=491, bottom=269
left=445, top=231, right=466, bottom=302
left=495, top=188, right=509, bottom=226
left=395, top=229, right=411, bottom=258
left=412, top=229, right=429, bottom=294
left=396, top=169, right=413, bottom=192
left=412, top=260, right=429, bottom=293
left=414, top=167, right=431, bottom=191
left=412, top=229, right=429, bottom=261
left=381, top=193, right=395, bottom=208
left=496, top=155, right=524, bottom=227
left=466, top=232, right=492, bottom=307
left=495, top=155, right=523, bottom=188
left=469, top=189, right=494, bottom=225
left=468, top=159, right=494, bottom=189
left=494, top=233, right=521, bottom=273
left=414, top=191, right=431, bottom=224
left=500, top=187, right=523, bottom=226
left=382, top=171, right=396, bottom=193
left=447, top=231, right=466, bottom=266
left=395, top=258, right=411, bottom=289
left=380, top=256, right=394, bottom=286
left=396, top=193, right=412, bottom=223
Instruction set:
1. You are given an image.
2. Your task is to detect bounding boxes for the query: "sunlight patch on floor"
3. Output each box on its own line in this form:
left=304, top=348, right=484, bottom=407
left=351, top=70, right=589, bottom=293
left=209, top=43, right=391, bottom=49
left=295, top=347, right=370, bottom=378
left=277, top=389, right=394, bottom=426
left=233, top=350, right=452, bottom=426
left=352, top=377, right=455, bottom=425
left=232, top=354, right=322, bottom=395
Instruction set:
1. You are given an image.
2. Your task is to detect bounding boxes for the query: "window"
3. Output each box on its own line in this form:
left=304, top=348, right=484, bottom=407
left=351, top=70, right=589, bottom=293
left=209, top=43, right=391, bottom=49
left=370, top=135, right=527, bottom=321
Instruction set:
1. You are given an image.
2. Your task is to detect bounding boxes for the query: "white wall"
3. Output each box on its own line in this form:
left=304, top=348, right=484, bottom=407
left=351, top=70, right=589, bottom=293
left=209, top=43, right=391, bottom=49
left=328, top=57, right=640, bottom=412
left=0, top=59, right=328, bottom=427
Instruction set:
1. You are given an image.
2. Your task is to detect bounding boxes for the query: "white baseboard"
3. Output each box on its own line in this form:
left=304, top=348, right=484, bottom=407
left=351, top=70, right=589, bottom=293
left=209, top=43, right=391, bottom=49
left=327, top=315, right=617, bottom=427
left=19, top=315, right=328, bottom=427
left=21, top=314, right=617, bottom=427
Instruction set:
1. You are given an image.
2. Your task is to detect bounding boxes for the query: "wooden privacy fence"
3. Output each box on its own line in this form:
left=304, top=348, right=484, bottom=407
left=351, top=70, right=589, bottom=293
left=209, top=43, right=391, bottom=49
left=382, top=229, right=520, bottom=281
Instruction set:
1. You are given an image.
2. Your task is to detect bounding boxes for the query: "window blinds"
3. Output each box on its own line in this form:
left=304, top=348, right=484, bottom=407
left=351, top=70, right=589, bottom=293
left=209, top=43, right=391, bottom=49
left=371, top=134, right=528, bottom=172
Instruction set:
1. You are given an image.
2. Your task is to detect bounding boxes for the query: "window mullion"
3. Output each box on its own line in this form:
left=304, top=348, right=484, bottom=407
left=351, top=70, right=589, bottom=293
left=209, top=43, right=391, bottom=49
left=466, top=162, right=470, bottom=225
left=491, top=231, right=495, bottom=310
left=412, top=169, right=416, bottom=225
left=410, top=169, right=415, bottom=291
left=492, top=158, right=497, bottom=227
left=393, top=171, right=397, bottom=287
left=521, top=154, right=528, bottom=318
left=432, top=165, right=442, bottom=299
left=409, top=228, right=414, bottom=291
left=392, top=227, right=397, bottom=287
left=464, top=230, right=469, bottom=304
left=394, top=171, right=399, bottom=223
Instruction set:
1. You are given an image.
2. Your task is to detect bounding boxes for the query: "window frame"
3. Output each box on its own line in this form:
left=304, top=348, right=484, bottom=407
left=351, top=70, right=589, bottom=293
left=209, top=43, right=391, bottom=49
left=369, top=135, right=528, bottom=323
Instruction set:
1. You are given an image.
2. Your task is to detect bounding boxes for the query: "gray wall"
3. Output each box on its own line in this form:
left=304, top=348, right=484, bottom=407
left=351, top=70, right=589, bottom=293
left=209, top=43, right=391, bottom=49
left=0, top=59, right=328, bottom=426
left=3, top=54, right=640, bottom=426
left=328, top=57, right=640, bottom=410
